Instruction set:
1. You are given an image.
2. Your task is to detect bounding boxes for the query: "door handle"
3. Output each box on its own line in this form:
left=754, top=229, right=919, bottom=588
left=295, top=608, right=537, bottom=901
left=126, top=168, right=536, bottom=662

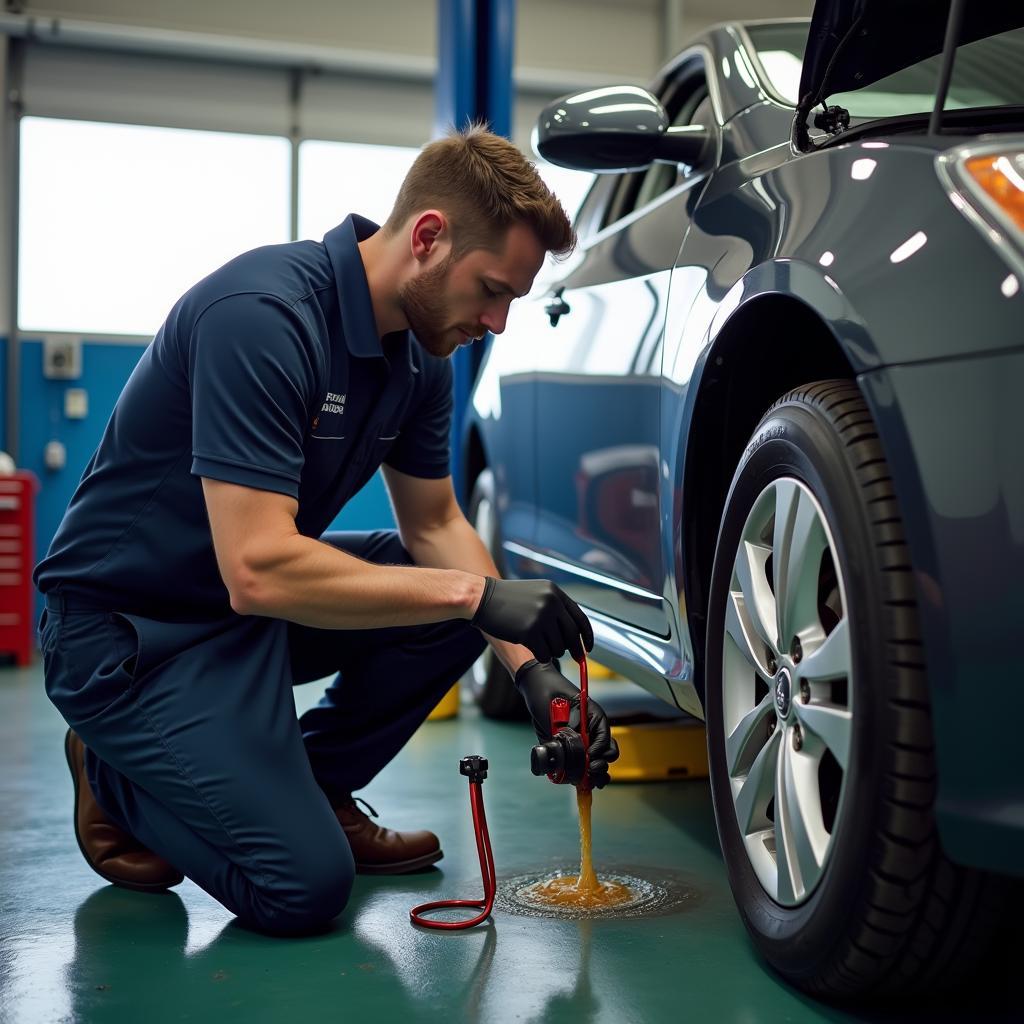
left=545, top=288, right=571, bottom=327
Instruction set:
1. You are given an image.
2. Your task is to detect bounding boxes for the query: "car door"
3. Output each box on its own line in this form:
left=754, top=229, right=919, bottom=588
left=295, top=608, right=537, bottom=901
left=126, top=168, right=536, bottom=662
left=529, top=55, right=716, bottom=637
left=470, top=174, right=614, bottom=578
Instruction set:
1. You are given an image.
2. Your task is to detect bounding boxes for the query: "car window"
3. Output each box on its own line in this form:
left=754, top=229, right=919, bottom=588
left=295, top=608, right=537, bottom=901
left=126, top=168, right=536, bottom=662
left=572, top=174, right=616, bottom=243
left=599, top=69, right=712, bottom=230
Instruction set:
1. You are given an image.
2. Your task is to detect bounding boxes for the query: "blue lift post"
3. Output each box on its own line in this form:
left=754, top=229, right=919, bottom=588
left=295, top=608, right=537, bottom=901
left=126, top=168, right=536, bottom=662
left=435, top=0, right=516, bottom=505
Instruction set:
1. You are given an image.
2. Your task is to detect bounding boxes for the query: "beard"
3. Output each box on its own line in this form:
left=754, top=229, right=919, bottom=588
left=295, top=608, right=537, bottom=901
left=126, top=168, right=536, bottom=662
left=397, top=254, right=461, bottom=358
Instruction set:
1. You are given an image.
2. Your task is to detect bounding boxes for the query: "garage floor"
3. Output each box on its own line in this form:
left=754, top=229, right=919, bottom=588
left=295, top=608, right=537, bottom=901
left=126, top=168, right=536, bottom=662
left=0, top=663, right=1016, bottom=1023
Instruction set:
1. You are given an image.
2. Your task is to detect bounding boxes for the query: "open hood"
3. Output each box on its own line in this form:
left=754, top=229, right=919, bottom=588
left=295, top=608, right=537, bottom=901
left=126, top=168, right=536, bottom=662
left=798, top=0, right=1024, bottom=110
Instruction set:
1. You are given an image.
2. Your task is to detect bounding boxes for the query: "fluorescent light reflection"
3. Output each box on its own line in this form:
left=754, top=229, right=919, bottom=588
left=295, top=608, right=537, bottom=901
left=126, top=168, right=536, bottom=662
left=889, top=231, right=928, bottom=263
left=851, top=158, right=877, bottom=180
left=1001, top=274, right=1020, bottom=298
left=568, top=85, right=650, bottom=106
left=995, top=155, right=1024, bottom=193
left=819, top=250, right=835, bottom=267
left=732, top=49, right=756, bottom=89
left=590, top=103, right=655, bottom=115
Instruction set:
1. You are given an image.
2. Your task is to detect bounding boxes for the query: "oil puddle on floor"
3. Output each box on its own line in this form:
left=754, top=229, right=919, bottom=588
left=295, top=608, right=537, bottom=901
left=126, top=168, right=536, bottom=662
left=494, top=865, right=702, bottom=920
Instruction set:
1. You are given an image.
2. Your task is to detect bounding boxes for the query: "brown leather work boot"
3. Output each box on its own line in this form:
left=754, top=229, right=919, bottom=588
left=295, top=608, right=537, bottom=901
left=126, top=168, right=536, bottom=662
left=64, top=729, right=184, bottom=893
left=333, top=796, right=442, bottom=875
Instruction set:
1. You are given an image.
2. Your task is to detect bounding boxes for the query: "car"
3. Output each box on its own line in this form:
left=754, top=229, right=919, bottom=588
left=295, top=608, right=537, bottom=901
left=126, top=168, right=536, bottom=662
left=462, top=0, right=1024, bottom=999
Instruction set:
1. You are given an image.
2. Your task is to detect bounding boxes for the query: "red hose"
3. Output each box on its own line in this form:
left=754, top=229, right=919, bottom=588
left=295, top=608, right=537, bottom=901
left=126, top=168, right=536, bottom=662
left=409, top=776, right=496, bottom=929
left=577, top=653, right=591, bottom=792
left=409, top=653, right=591, bottom=929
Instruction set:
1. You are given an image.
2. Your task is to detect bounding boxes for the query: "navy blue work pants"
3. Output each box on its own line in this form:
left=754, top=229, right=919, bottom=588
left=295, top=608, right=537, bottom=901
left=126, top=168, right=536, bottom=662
left=39, top=531, right=487, bottom=935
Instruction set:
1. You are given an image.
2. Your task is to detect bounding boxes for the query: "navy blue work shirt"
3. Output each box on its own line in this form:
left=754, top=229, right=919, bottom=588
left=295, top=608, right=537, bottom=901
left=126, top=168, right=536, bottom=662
left=35, top=214, right=453, bottom=618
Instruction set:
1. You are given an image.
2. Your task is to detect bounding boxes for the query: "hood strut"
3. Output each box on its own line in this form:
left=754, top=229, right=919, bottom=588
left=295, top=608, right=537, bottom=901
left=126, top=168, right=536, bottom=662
left=929, top=0, right=966, bottom=136
left=792, top=9, right=865, bottom=153
left=791, top=0, right=1024, bottom=154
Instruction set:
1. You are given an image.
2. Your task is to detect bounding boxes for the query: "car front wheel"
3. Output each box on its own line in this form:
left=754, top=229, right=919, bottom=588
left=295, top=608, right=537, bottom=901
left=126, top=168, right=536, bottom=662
left=705, top=380, right=1000, bottom=998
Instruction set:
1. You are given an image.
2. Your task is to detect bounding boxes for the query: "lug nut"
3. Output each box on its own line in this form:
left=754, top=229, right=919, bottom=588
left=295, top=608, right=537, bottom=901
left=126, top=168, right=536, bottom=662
left=767, top=652, right=778, bottom=674
left=791, top=637, right=803, bottom=663
left=792, top=724, right=803, bottom=751
left=800, top=680, right=810, bottom=704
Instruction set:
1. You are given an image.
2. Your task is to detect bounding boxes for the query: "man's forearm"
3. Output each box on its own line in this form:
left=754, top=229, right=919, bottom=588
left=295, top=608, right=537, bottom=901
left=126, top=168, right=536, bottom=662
left=402, top=514, right=534, bottom=677
left=231, top=531, right=486, bottom=630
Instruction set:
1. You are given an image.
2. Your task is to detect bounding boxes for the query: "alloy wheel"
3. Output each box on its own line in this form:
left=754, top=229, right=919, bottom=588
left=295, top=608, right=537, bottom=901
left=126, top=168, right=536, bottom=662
left=721, top=476, right=852, bottom=906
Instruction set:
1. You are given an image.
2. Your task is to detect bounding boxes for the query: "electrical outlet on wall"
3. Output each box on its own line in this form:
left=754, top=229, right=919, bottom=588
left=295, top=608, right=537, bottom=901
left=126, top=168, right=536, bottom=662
left=64, top=388, right=88, bottom=419
left=43, top=337, right=82, bottom=380
left=44, top=440, right=66, bottom=471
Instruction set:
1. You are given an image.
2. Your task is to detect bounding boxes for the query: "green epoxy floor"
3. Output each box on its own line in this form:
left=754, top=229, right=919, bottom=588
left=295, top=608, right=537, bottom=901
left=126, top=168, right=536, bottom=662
left=0, top=663, right=1016, bottom=1024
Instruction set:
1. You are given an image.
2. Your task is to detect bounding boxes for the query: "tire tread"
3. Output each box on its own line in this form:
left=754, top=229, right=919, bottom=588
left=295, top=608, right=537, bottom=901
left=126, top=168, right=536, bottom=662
left=765, top=380, right=1002, bottom=998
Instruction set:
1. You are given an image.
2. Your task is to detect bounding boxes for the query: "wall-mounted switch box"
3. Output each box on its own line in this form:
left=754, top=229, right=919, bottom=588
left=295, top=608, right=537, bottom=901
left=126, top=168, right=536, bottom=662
left=43, top=337, right=82, bottom=380
left=44, top=440, right=67, bottom=471
left=64, top=388, right=88, bottom=419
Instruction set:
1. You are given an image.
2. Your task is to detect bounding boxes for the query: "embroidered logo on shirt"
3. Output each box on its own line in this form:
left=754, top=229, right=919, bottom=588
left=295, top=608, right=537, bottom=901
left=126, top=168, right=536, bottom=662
left=312, top=392, right=347, bottom=436
left=321, top=392, right=346, bottom=415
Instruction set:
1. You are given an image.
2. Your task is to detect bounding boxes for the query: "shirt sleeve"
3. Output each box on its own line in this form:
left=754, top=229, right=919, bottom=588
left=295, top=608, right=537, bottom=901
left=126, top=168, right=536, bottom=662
left=383, top=355, right=453, bottom=479
left=188, top=293, right=320, bottom=498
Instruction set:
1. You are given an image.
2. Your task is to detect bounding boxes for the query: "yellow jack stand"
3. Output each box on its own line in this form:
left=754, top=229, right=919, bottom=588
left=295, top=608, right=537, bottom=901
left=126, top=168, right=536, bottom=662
left=427, top=683, right=461, bottom=721
left=585, top=665, right=709, bottom=782
left=609, top=719, right=708, bottom=782
left=586, top=660, right=616, bottom=680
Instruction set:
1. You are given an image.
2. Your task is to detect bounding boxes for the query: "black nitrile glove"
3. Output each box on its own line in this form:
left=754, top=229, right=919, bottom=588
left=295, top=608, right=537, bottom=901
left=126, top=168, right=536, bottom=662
left=471, top=577, right=594, bottom=663
left=514, top=659, right=619, bottom=789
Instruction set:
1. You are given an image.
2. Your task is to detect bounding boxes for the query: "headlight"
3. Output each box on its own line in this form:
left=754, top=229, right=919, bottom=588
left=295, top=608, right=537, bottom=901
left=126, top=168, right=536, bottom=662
left=936, top=141, right=1024, bottom=274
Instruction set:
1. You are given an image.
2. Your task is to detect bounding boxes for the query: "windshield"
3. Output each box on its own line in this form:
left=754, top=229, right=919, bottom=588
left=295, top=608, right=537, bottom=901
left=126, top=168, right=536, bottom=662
left=747, top=22, right=1024, bottom=118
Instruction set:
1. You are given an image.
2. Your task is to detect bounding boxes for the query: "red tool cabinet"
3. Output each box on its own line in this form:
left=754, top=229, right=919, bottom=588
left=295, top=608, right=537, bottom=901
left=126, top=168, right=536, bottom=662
left=0, top=472, right=39, bottom=666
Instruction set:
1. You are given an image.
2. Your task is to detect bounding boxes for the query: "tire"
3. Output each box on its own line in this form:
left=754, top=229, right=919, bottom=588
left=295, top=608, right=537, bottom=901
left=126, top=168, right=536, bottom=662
left=704, top=379, right=1001, bottom=998
left=466, top=469, right=527, bottom=720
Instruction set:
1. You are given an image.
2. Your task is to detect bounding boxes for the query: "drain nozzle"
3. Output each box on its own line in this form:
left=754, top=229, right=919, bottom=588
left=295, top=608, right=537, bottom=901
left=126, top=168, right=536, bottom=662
left=531, top=728, right=587, bottom=785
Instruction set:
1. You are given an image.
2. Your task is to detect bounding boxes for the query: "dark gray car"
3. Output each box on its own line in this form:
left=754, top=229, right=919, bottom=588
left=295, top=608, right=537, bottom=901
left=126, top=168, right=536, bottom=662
left=464, top=0, right=1024, bottom=999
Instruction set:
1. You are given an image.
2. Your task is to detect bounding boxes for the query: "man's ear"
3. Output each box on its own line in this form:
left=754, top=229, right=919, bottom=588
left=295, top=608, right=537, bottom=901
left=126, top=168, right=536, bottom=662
left=410, top=210, right=449, bottom=263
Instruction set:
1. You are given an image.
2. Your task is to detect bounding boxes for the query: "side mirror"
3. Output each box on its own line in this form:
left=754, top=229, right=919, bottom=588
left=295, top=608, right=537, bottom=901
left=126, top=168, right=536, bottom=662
left=534, top=85, right=710, bottom=174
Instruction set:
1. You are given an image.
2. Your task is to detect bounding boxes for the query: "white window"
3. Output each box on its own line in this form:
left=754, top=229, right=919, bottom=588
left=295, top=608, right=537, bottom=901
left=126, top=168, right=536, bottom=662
left=19, top=117, right=291, bottom=337
left=534, top=161, right=594, bottom=225
left=298, top=139, right=594, bottom=245
left=298, top=140, right=419, bottom=241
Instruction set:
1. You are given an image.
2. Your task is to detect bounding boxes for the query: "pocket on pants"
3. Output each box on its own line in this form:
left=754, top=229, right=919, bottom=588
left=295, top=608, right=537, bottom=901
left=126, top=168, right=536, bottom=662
left=44, top=612, right=137, bottom=726
left=107, top=612, right=143, bottom=681
left=38, top=607, right=57, bottom=656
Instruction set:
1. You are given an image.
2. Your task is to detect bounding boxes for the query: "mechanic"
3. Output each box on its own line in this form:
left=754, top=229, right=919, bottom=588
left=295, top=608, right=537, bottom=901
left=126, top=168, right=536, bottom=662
left=34, top=124, right=618, bottom=935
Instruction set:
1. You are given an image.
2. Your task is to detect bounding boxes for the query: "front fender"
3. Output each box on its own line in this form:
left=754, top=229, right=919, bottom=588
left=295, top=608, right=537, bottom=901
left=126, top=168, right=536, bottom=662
left=707, top=260, right=879, bottom=371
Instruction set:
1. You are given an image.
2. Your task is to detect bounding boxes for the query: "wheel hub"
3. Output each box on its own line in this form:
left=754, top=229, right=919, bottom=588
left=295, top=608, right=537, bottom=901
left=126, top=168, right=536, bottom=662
left=773, top=667, right=793, bottom=719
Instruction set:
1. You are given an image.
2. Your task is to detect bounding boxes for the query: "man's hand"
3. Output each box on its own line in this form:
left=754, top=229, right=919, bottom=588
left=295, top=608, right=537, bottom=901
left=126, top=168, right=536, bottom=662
left=514, top=660, right=619, bottom=789
left=471, top=578, right=594, bottom=662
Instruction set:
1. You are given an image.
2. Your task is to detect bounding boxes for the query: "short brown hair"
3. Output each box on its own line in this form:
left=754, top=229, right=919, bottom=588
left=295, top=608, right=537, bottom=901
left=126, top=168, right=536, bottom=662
left=383, top=122, right=576, bottom=259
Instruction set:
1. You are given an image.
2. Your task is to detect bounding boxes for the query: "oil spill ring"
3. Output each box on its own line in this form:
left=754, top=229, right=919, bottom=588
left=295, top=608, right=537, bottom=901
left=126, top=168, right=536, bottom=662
left=494, top=865, right=704, bottom=920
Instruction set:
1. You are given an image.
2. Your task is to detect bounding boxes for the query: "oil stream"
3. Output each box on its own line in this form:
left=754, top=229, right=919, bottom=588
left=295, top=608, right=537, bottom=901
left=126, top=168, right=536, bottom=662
left=496, top=784, right=700, bottom=919
left=520, top=787, right=634, bottom=911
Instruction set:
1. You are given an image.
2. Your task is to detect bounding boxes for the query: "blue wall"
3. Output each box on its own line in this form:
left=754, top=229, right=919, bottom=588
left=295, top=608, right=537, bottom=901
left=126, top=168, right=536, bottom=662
left=11, top=336, right=395, bottom=621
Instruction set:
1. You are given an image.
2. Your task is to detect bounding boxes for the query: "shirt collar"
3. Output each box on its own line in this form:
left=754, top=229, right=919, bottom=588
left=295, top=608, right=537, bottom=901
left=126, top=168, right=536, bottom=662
left=323, top=214, right=416, bottom=372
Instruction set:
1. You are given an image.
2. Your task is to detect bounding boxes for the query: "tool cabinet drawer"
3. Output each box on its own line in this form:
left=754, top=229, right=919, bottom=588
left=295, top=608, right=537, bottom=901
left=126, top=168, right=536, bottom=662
left=0, top=473, right=39, bottom=667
